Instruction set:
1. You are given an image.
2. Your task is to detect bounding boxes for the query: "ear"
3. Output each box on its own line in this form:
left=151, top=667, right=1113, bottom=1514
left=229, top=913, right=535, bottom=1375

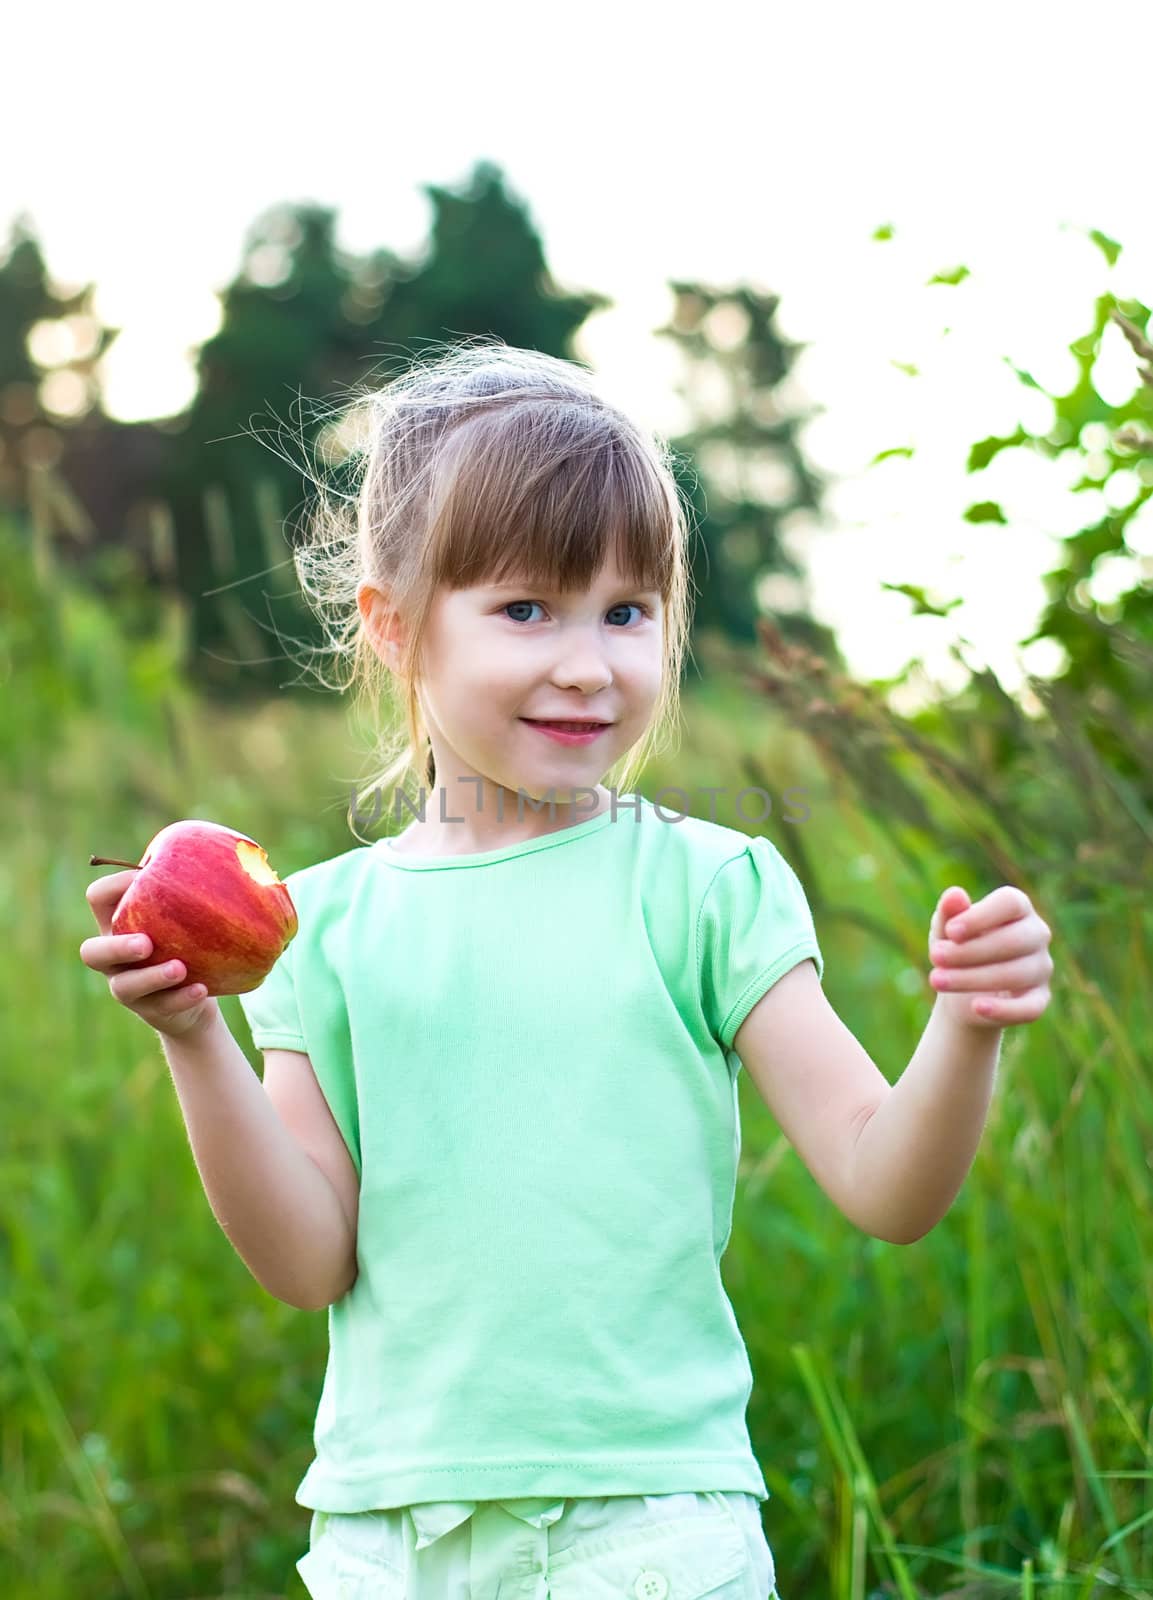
left=357, top=581, right=405, bottom=670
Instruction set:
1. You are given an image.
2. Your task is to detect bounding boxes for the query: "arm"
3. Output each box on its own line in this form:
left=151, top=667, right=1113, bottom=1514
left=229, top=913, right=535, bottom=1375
left=732, top=962, right=1000, bottom=1246
left=161, top=1008, right=358, bottom=1310
left=732, top=889, right=1049, bottom=1248
left=850, top=879, right=1052, bottom=1242
left=848, top=995, right=1002, bottom=1245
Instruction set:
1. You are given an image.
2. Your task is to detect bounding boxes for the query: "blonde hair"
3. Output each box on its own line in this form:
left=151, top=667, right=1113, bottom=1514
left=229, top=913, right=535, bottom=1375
left=289, top=336, right=700, bottom=842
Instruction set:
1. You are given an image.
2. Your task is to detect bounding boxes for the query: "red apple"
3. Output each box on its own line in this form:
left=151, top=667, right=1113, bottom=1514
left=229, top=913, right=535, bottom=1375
left=92, top=820, right=298, bottom=997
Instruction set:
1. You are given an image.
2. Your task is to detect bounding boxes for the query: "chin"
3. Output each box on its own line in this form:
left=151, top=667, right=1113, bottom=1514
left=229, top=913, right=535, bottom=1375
left=512, top=780, right=596, bottom=803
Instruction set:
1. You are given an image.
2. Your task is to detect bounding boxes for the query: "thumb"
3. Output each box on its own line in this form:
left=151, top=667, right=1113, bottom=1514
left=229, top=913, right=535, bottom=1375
left=933, top=885, right=971, bottom=939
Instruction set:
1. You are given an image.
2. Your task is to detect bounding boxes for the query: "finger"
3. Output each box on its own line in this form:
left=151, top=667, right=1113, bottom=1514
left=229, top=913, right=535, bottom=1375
left=933, top=888, right=970, bottom=941
left=945, top=886, right=1032, bottom=942
left=109, top=958, right=192, bottom=1005
left=930, top=953, right=1050, bottom=993
left=148, top=981, right=211, bottom=1016
left=970, top=986, right=1050, bottom=1024
left=932, top=919, right=1044, bottom=967
left=80, top=932, right=154, bottom=973
left=85, top=871, right=140, bottom=935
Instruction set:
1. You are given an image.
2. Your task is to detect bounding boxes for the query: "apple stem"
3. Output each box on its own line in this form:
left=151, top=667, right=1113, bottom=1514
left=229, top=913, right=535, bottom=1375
left=89, top=855, right=141, bottom=869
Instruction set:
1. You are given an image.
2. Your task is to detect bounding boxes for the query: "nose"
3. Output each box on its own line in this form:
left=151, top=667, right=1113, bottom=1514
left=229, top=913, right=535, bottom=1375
left=548, top=626, right=614, bottom=694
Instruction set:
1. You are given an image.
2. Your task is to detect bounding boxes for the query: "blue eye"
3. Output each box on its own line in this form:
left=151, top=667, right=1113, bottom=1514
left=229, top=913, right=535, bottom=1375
left=500, top=601, right=650, bottom=626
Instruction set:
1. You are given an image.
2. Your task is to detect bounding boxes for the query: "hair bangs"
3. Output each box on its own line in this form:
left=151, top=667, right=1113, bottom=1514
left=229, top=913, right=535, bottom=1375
left=428, top=404, right=677, bottom=601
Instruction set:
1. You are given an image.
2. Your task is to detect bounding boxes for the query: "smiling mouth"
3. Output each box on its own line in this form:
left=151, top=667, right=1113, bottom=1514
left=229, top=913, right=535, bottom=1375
left=522, top=719, right=613, bottom=731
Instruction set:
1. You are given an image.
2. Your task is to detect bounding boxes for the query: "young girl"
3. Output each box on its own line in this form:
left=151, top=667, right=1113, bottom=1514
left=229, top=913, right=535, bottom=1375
left=82, top=341, right=1053, bottom=1599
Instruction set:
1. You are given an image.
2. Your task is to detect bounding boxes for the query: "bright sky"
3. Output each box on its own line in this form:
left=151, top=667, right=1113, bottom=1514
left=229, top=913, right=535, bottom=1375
left=5, top=0, right=1151, bottom=704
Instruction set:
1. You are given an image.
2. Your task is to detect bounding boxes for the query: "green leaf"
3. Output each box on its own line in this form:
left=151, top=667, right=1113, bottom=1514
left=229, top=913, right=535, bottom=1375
left=1002, top=357, right=1044, bottom=392
left=927, top=264, right=970, bottom=286
left=1087, top=228, right=1123, bottom=268
left=963, top=501, right=1008, bottom=525
left=879, top=581, right=964, bottom=618
left=967, top=429, right=1029, bottom=471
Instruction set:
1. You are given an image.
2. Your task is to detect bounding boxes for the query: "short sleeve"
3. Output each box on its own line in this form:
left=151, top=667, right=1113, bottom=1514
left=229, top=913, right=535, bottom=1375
left=236, top=933, right=307, bottom=1052
left=697, top=834, right=824, bottom=1052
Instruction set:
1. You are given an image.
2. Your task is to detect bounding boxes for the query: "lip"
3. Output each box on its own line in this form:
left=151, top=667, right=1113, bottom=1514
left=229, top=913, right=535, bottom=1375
left=521, top=718, right=613, bottom=746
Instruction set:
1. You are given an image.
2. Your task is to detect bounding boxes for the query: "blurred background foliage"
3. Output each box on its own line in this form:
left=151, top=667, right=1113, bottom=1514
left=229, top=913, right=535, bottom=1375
left=2, top=159, right=1153, bottom=1597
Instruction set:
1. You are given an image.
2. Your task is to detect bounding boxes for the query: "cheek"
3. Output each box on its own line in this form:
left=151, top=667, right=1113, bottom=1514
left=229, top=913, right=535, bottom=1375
left=638, top=656, right=665, bottom=699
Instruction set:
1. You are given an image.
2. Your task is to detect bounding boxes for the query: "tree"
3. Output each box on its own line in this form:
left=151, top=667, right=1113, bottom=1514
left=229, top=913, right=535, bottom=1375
left=0, top=213, right=115, bottom=569
left=153, top=162, right=615, bottom=694
left=655, top=281, right=847, bottom=680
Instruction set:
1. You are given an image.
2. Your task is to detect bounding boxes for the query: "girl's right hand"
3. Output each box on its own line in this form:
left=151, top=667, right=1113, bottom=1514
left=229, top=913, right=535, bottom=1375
left=81, top=870, right=221, bottom=1041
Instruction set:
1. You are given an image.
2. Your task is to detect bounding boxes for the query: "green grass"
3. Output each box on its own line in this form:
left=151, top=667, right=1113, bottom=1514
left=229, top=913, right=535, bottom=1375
left=3, top=515, right=1151, bottom=1597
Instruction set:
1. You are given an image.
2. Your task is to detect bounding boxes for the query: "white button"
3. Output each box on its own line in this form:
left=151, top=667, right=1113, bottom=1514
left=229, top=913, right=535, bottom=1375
left=633, top=1573, right=669, bottom=1600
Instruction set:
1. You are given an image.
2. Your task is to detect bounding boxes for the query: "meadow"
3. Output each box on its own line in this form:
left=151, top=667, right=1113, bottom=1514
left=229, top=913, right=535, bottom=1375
left=3, top=507, right=1151, bottom=1599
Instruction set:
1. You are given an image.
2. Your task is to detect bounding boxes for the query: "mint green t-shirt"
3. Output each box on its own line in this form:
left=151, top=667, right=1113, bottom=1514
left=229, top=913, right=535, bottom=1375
left=237, top=792, right=824, bottom=1513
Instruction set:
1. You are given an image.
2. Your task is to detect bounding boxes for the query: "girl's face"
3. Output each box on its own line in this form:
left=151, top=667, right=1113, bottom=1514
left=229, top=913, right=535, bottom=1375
left=415, top=555, right=665, bottom=816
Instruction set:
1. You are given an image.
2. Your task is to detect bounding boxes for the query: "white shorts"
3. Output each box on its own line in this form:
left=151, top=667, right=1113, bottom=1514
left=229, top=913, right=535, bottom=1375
left=297, top=1489, right=780, bottom=1598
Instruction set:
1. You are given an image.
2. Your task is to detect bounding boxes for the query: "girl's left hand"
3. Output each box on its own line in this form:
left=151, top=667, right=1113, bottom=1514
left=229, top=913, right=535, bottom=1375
left=928, top=884, right=1053, bottom=1030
